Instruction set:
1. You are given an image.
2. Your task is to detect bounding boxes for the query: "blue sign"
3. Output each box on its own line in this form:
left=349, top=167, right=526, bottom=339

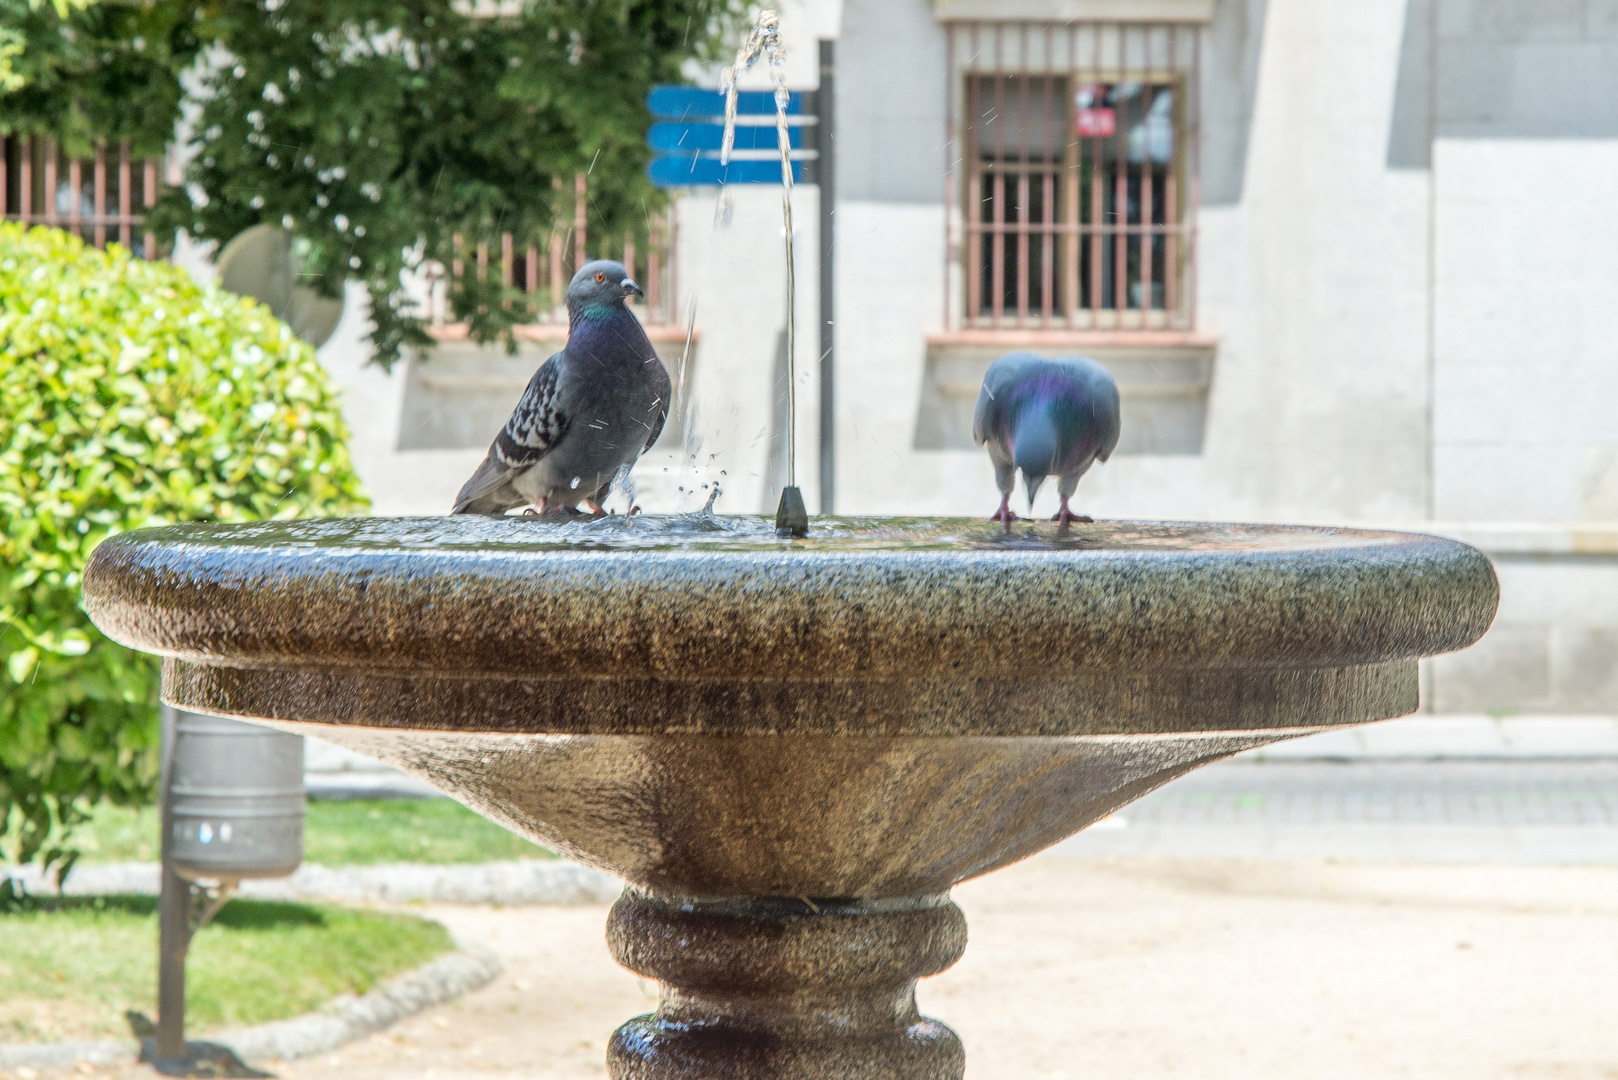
left=646, top=85, right=818, bottom=188
left=648, top=157, right=808, bottom=187
left=648, top=85, right=808, bottom=119
left=648, top=123, right=805, bottom=153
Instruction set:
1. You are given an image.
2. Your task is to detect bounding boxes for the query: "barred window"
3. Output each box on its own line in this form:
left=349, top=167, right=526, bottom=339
left=944, top=22, right=1201, bottom=331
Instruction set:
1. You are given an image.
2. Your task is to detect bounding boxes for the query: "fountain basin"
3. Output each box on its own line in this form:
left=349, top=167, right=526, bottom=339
left=84, top=516, right=1498, bottom=1078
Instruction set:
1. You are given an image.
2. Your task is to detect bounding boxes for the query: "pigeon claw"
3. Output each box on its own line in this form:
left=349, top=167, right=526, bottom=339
left=990, top=494, right=1019, bottom=526
left=1052, top=500, right=1093, bottom=527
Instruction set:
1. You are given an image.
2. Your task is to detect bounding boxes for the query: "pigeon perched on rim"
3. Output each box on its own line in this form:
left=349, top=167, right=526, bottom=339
left=452, top=260, right=671, bottom=516
left=973, top=352, right=1121, bottom=525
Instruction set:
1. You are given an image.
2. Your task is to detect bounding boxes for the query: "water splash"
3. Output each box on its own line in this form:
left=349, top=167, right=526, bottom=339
left=720, top=9, right=803, bottom=530
left=712, top=190, right=734, bottom=232
left=610, top=463, right=637, bottom=514
left=676, top=296, right=702, bottom=466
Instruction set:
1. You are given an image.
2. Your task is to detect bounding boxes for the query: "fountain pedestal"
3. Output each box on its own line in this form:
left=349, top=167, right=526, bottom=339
left=607, top=893, right=965, bottom=1080
left=84, top=517, right=1497, bottom=1079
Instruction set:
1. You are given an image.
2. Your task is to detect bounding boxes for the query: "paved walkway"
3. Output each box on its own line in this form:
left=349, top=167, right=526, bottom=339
left=1126, top=761, right=1618, bottom=827
left=32, top=858, right=1618, bottom=1080
left=1052, top=760, right=1618, bottom=863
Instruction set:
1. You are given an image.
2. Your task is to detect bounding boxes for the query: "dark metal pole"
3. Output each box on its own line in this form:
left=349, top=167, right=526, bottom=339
left=156, top=705, right=188, bottom=1062
left=817, top=38, right=836, bottom=515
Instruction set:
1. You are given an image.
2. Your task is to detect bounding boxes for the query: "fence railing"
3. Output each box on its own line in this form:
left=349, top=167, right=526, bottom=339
left=2, top=135, right=165, bottom=256
left=423, top=173, right=678, bottom=332
left=3, top=140, right=678, bottom=331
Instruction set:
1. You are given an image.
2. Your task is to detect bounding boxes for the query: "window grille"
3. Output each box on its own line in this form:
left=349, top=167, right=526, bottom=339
left=2, top=136, right=166, bottom=257
left=944, top=21, right=1201, bottom=332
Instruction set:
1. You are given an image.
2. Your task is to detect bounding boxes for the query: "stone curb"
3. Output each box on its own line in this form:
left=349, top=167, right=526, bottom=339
left=0, top=946, right=502, bottom=1073
left=0, top=1037, right=133, bottom=1073
left=4, top=858, right=623, bottom=906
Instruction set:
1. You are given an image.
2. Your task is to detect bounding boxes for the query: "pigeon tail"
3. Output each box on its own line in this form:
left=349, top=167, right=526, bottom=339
left=1012, top=406, right=1061, bottom=510
left=1022, top=471, right=1048, bottom=512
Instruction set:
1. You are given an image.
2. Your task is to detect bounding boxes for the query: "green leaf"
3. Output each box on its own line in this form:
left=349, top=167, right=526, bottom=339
left=7, top=647, right=38, bottom=683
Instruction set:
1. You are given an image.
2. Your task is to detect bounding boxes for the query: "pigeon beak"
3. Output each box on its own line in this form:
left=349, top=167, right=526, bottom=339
left=621, top=278, right=644, bottom=299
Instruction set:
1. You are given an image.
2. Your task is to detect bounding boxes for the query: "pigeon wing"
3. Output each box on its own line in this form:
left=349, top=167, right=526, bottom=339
left=451, top=352, right=571, bottom=513
left=639, top=356, right=673, bottom=454
left=1086, top=362, right=1123, bottom=463
left=972, top=380, right=1002, bottom=447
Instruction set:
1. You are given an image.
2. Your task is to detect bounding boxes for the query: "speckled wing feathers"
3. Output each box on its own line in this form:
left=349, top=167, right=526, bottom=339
left=499, top=357, right=567, bottom=465
left=640, top=357, right=671, bottom=453
left=451, top=353, right=569, bottom=514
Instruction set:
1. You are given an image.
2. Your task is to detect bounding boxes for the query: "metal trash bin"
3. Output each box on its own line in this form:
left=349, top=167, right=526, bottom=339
left=153, top=708, right=308, bottom=1069
left=167, top=711, right=305, bottom=881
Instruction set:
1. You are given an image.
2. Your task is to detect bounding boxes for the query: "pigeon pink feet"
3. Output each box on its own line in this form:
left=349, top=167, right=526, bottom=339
left=990, top=495, right=1018, bottom=525
left=1052, top=499, right=1093, bottom=527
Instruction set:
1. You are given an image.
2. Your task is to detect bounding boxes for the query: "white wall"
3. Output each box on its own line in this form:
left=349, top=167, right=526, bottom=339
left=1432, top=139, right=1618, bottom=524
left=667, top=183, right=821, bottom=514
left=316, top=284, right=485, bottom=516
left=1180, top=0, right=1429, bottom=523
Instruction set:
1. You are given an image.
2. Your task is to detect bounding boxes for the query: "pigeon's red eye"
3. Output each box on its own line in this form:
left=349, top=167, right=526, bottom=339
left=594, top=271, right=606, bottom=283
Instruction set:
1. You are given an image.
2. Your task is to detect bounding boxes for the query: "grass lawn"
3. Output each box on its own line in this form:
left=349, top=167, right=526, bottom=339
left=73, top=798, right=552, bottom=865
left=0, top=895, right=452, bottom=1043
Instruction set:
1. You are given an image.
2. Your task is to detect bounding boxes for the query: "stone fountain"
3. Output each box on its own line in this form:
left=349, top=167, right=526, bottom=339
left=84, top=513, right=1496, bottom=1079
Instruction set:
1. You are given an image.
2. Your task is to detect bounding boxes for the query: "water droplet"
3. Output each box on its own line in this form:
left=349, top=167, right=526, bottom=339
left=570, top=477, right=581, bottom=489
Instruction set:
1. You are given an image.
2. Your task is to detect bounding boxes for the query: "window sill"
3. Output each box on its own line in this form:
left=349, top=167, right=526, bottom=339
left=919, top=329, right=1217, bottom=455
left=926, top=329, right=1219, bottom=350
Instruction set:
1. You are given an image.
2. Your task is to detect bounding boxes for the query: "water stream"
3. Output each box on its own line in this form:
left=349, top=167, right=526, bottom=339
left=719, top=10, right=803, bottom=529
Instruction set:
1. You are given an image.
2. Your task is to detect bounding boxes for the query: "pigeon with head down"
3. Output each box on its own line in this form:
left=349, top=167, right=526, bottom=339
left=452, top=260, right=671, bottom=516
left=973, top=352, right=1121, bottom=525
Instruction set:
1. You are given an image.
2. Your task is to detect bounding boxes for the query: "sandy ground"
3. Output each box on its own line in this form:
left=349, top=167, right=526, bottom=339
left=30, top=857, right=1618, bottom=1080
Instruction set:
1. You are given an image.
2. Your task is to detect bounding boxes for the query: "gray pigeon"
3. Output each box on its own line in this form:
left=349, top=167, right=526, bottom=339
left=452, top=260, right=671, bottom=516
left=973, top=352, right=1121, bottom=525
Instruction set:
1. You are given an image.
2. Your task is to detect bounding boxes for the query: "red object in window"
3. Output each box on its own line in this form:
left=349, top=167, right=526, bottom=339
left=1076, top=108, right=1116, bottom=137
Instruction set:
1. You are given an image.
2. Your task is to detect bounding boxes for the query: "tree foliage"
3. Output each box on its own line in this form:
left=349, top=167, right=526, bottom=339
left=1, top=0, right=744, bottom=367
left=0, top=0, right=199, bottom=155
left=0, top=223, right=367, bottom=882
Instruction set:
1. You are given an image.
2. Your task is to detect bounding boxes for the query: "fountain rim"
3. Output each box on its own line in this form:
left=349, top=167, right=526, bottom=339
left=82, top=515, right=1500, bottom=688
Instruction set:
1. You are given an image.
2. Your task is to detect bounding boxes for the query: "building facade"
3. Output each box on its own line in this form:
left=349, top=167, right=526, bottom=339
left=343, top=0, right=1618, bottom=715
left=15, top=0, right=1607, bottom=713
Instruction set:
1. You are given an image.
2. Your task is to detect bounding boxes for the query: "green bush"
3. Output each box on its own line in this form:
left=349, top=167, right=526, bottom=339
left=0, top=223, right=367, bottom=881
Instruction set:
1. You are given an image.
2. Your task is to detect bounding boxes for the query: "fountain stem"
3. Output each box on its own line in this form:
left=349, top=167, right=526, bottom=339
left=607, top=891, right=967, bottom=1080
left=721, top=10, right=808, bottom=536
